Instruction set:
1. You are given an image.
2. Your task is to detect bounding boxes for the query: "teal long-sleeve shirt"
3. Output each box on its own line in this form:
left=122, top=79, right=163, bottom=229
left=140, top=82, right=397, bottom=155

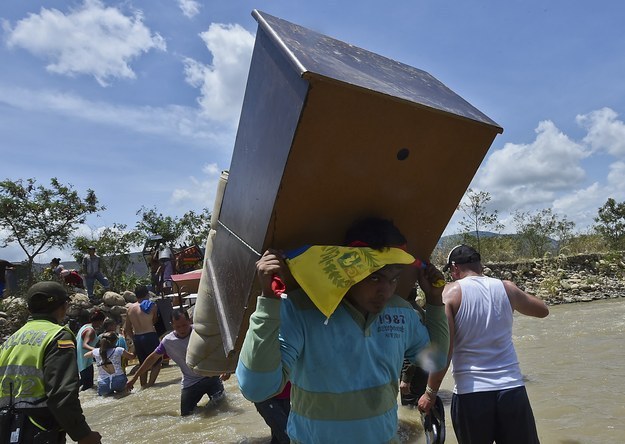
left=237, top=289, right=449, bottom=444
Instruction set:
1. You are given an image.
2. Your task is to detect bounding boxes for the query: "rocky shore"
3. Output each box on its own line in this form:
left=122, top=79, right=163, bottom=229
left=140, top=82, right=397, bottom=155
left=482, top=252, right=625, bottom=304
left=0, top=289, right=140, bottom=342
left=1, top=252, right=624, bottom=341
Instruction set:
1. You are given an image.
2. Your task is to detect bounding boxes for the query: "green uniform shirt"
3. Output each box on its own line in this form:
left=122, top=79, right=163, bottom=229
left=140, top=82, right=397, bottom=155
left=0, top=314, right=92, bottom=441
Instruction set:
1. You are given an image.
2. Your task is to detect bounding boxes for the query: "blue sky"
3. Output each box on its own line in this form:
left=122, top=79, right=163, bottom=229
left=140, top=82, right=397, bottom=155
left=2, top=0, right=625, bottom=262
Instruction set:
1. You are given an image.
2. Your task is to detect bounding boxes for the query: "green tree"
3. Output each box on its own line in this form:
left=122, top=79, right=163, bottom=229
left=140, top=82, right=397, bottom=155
left=0, top=178, right=103, bottom=284
left=72, top=223, right=143, bottom=293
left=135, top=207, right=185, bottom=245
left=135, top=206, right=211, bottom=247
left=458, top=189, right=504, bottom=253
left=179, top=208, right=212, bottom=246
left=513, top=209, right=575, bottom=258
left=564, top=231, right=608, bottom=255
left=594, top=198, right=625, bottom=250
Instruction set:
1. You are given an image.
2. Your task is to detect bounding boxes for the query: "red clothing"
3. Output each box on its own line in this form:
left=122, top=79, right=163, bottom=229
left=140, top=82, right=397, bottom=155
left=276, top=381, right=291, bottom=399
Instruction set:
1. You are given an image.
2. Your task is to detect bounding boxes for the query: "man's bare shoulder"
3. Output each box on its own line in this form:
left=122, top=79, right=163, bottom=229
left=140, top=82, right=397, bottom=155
left=127, top=302, right=142, bottom=316
left=442, top=281, right=461, bottom=299
left=442, top=281, right=462, bottom=313
left=127, top=301, right=156, bottom=316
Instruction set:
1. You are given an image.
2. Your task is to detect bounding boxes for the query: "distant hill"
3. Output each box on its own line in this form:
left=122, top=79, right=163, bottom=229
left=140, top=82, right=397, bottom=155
left=436, top=231, right=558, bottom=253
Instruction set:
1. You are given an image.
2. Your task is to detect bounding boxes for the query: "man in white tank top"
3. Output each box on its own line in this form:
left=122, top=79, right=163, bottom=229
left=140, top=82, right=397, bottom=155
left=417, top=245, right=549, bottom=444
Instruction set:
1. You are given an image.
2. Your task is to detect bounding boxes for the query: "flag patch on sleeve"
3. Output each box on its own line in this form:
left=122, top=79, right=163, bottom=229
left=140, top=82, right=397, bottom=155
left=57, top=339, right=75, bottom=349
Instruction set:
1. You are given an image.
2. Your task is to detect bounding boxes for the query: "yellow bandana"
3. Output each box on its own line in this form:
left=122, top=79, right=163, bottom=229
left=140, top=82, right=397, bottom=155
left=285, top=246, right=415, bottom=318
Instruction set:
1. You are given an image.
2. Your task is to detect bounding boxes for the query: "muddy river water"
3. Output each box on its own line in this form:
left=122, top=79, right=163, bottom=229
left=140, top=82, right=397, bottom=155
left=79, top=298, right=625, bottom=443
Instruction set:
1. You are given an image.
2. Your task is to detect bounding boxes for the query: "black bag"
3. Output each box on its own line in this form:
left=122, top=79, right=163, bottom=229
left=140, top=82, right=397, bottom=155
left=0, top=407, right=26, bottom=444
left=1, top=382, right=61, bottom=444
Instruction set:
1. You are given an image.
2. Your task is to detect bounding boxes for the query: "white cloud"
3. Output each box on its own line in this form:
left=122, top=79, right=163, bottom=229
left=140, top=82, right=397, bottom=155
left=0, top=85, right=232, bottom=150
left=5, top=0, right=166, bottom=86
left=607, top=161, right=625, bottom=189
left=552, top=182, right=604, bottom=229
left=202, top=163, right=220, bottom=175
left=178, top=0, right=201, bottom=18
left=475, top=120, right=588, bottom=210
left=442, top=110, right=625, bottom=236
left=577, top=107, right=625, bottom=158
left=183, top=23, right=254, bottom=124
left=170, top=164, right=223, bottom=209
left=171, top=188, right=192, bottom=202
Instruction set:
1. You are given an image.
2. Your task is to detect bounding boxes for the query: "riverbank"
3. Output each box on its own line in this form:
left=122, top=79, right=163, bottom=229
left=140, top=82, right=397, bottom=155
left=482, top=251, right=625, bottom=304
left=0, top=288, right=137, bottom=342
left=2, top=251, right=624, bottom=341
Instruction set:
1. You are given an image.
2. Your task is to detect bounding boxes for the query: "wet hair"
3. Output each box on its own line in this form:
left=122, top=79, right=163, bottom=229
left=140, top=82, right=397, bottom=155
left=50, top=258, right=61, bottom=265
left=171, top=308, right=190, bottom=323
left=99, top=331, right=118, bottom=365
left=343, top=217, right=407, bottom=250
left=89, top=309, right=106, bottom=323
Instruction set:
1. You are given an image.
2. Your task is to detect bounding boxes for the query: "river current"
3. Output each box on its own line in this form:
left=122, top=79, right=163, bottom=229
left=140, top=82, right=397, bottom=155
left=78, top=297, right=625, bottom=443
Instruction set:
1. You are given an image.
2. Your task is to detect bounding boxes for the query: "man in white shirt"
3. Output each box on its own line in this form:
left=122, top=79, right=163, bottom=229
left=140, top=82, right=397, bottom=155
left=418, top=244, right=549, bottom=444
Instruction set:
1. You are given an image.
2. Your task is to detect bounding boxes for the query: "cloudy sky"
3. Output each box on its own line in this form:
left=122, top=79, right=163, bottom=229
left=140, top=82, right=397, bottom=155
left=1, top=0, right=624, bottom=262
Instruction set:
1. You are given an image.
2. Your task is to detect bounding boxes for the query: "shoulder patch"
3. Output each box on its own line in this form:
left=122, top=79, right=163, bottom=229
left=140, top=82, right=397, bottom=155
left=57, top=339, right=75, bottom=349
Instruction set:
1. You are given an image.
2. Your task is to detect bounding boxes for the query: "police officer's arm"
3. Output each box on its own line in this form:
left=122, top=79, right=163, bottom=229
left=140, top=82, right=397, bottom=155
left=43, top=329, right=98, bottom=442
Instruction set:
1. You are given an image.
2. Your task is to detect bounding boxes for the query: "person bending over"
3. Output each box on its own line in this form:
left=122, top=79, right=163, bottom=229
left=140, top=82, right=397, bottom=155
left=127, top=309, right=229, bottom=416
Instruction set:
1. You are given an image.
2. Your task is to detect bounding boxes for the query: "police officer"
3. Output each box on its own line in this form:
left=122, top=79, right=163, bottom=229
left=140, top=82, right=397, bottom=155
left=0, top=281, right=101, bottom=443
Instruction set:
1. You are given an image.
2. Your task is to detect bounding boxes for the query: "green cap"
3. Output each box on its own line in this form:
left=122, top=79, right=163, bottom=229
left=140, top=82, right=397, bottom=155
left=26, top=281, right=69, bottom=313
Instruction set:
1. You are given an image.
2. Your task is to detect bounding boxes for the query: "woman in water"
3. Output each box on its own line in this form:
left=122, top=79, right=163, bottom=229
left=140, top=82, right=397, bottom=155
left=86, top=331, right=135, bottom=396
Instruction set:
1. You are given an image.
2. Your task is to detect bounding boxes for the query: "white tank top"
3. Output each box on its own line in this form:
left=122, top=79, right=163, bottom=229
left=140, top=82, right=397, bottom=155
left=452, top=275, right=523, bottom=394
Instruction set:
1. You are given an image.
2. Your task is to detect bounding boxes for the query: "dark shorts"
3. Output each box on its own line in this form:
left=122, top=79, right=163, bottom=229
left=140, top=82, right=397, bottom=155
left=451, top=386, right=539, bottom=444
left=180, top=377, right=225, bottom=416
left=133, top=332, right=161, bottom=363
